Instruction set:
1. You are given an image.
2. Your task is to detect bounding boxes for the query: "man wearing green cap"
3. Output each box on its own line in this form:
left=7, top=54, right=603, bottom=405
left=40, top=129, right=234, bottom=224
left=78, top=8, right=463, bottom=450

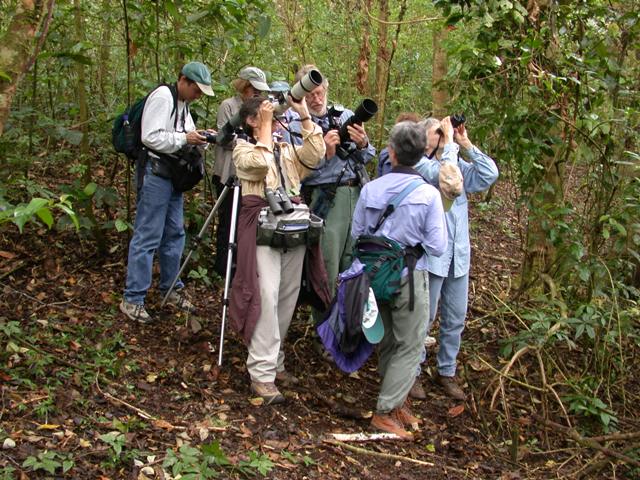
left=120, top=62, right=214, bottom=323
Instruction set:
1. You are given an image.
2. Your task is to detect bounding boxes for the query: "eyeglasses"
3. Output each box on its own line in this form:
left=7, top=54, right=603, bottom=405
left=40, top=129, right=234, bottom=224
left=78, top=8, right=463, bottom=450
left=305, top=88, right=326, bottom=101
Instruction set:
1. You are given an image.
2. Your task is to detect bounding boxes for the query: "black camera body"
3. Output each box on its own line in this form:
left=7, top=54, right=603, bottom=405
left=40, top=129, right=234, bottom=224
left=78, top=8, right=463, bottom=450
left=265, top=186, right=294, bottom=215
left=450, top=113, right=466, bottom=128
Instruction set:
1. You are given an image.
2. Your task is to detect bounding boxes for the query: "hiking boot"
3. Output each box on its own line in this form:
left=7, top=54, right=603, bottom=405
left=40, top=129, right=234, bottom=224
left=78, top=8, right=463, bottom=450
left=409, top=378, right=427, bottom=400
left=395, top=399, right=422, bottom=430
left=424, top=335, right=437, bottom=347
left=275, top=370, right=300, bottom=386
left=251, top=381, right=285, bottom=405
left=370, top=413, right=413, bottom=440
left=164, top=289, right=196, bottom=313
left=120, top=299, right=152, bottom=324
left=436, top=374, right=466, bottom=401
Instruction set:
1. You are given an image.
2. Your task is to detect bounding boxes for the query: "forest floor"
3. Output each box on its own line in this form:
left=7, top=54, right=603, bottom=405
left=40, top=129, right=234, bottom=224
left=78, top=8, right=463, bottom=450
left=0, top=176, right=628, bottom=479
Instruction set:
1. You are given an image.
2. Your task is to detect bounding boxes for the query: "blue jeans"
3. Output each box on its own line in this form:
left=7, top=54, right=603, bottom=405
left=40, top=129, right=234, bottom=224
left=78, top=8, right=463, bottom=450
left=417, top=265, right=469, bottom=377
left=124, top=163, right=185, bottom=304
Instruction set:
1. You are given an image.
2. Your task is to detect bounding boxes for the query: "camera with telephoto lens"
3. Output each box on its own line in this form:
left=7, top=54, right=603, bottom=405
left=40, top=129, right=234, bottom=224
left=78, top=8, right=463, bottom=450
left=338, top=99, right=378, bottom=144
left=450, top=113, right=466, bottom=128
left=289, top=69, right=323, bottom=102
left=265, top=186, right=294, bottom=215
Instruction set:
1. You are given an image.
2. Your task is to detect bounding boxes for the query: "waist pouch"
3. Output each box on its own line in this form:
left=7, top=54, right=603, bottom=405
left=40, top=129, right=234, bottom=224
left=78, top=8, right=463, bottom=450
left=256, top=204, right=323, bottom=249
left=149, top=145, right=204, bottom=192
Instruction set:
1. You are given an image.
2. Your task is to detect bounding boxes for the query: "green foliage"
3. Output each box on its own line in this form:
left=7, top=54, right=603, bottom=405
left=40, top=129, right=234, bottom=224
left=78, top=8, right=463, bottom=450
left=0, top=194, right=78, bottom=232
left=23, top=450, right=74, bottom=475
left=162, top=441, right=275, bottom=478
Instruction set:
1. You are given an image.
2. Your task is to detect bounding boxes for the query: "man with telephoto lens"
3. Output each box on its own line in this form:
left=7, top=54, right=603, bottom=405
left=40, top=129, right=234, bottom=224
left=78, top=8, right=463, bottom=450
left=290, top=64, right=376, bottom=332
left=410, top=115, right=499, bottom=401
left=352, top=121, right=447, bottom=439
left=120, top=62, right=215, bottom=323
left=212, top=66, right=271, bottom=276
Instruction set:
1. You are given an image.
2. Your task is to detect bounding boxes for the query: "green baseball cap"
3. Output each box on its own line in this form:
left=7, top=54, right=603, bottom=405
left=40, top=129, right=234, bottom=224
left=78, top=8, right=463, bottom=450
left=181, top=62, right=214, bottom=96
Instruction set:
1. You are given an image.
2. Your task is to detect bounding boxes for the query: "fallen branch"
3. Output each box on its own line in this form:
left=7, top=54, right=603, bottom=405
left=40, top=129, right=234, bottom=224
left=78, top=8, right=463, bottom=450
left=94, top=378, right=156, bottom=420
left=323, top=439, right=435, bottom=467
left=327, top=432, right=403, bottom=442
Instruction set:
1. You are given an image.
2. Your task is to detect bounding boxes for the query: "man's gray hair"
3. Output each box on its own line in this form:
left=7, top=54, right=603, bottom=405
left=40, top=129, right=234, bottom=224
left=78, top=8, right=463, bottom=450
left=295, top=64, right=329, bottom=90
left=389, top=121, right=427, bottom=167
left=420, top=117, right=441, bottom=131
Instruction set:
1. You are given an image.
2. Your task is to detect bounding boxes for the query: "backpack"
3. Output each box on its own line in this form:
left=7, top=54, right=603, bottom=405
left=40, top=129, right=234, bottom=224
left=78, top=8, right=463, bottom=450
left=316, top=260, right=375, bottom=373
left=112, top=83, right=179, bottom=161
left=353, top=178, right=426, bottom=311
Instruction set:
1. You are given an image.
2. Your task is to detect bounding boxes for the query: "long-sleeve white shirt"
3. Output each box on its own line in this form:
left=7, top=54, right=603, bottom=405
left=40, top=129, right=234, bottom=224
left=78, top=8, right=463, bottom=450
left=141, top=85, right=195, bottom=155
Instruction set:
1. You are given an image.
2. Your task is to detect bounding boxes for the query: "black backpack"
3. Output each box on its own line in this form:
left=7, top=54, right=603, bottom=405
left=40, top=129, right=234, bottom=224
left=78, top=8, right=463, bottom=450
left=111, top=83, right=179, bottom=161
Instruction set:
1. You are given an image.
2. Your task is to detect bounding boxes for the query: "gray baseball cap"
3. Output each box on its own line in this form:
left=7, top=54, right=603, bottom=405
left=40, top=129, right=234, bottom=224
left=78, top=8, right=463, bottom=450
left=238, top=67, right=270, bottom=91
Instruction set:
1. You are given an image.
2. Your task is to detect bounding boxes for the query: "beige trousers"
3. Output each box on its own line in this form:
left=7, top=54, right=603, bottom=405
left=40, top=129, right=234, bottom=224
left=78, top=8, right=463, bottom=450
left=247, top=244, right=306, bottom=383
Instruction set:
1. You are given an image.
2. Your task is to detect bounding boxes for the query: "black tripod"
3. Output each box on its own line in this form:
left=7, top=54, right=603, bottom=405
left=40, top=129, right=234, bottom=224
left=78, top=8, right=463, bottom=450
left=161, top=176, right=241, bottom=367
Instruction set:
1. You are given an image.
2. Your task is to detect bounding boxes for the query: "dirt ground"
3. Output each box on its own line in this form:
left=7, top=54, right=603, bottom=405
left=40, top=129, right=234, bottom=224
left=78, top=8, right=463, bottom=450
left=0, top=179, right=620, bottom=479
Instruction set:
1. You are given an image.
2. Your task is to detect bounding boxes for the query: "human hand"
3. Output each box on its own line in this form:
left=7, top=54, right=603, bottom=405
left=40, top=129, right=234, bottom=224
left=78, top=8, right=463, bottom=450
left=258, top=99, right=274, bottom=126
left=453, top=123, right=473, bottom=150
left=347, top=123, right=369, bottom=149
left=288, top=94, right=310, bottom=118
left=186, top=130, right=207, bottom=145
left=440, top=116, right=454, bottom=143
left=324, top=129, right=341, bottom=158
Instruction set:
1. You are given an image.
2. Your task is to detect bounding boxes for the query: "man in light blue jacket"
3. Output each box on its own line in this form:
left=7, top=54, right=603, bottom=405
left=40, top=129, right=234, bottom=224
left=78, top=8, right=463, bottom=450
left=413, top=116, right=498, bottom=400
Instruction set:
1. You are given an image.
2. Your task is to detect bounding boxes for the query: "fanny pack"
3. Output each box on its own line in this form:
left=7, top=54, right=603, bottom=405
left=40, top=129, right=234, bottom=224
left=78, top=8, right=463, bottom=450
left=256, top=204, right=323, bottom=249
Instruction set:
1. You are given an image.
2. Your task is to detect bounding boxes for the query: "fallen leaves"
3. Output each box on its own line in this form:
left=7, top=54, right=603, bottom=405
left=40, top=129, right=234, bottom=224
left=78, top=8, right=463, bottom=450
left=448, top=404, right=465, bottom=418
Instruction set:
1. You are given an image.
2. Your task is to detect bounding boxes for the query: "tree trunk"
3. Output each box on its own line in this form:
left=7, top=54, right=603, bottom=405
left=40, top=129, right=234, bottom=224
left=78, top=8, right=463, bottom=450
left=431, top=26, right=448, bottom=118
left=374, top=0, right=390, bottom=108
left=356, top=0, right=373, bottom=96
left=75, top=0, right=106, bottom=253
left=97, top=0, right=112, bottom=106
left=0, top=0, right=53, bottom=138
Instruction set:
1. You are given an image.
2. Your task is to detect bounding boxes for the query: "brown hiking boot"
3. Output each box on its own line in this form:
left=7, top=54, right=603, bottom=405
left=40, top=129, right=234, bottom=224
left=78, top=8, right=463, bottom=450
left=436, top=374, right=466, bottom=401
left=370, top=413, right=413, bottom=440
left=395, top=399, right=422, bottom=430
left=408, top=378, right=426, bottom=400
left=250, top=381, right=285, bottom=405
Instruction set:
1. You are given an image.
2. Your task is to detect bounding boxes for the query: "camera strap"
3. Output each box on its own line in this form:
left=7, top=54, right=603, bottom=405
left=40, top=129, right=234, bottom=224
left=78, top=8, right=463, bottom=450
left=273, top=144, right=289, bottom=191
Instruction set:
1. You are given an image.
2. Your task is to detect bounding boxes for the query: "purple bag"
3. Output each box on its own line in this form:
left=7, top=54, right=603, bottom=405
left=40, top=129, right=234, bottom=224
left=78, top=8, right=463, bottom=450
left=316, top=260, right=374, bottom=373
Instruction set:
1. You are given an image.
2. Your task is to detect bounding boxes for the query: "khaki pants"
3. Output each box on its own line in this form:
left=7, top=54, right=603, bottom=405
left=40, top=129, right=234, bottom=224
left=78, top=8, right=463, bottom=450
left=377, top=270, right=429, bottom=413
left=247, top=244, right=306, bottom=383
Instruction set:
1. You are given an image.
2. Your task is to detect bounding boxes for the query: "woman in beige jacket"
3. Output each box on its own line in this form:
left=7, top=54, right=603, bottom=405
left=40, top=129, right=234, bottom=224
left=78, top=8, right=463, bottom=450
left=232, top=95, right=325, bottom=404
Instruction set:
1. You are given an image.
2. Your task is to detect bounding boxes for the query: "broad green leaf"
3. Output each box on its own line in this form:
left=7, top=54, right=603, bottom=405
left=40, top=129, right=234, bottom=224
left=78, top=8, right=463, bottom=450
left=83, top=182, right=97, bottom=197
left=36, top=208, right=54, bottom=229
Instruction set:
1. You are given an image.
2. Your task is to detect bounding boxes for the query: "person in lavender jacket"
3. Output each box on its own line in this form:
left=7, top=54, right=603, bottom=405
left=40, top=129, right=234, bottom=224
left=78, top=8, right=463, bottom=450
left=352, top=121, right=447, bottom=440
left=411, top=116, right=499, bottom=401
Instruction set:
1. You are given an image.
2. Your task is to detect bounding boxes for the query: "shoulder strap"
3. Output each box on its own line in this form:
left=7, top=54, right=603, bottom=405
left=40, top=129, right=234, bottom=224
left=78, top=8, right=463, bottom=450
left=372, top=178, right=425, bottom=233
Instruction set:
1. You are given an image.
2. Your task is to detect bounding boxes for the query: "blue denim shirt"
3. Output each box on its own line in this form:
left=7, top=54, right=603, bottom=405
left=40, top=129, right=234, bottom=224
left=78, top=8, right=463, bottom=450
left=414, top=143, right=499, bottom=278
left=288, top=109, right=376, bottom=185
left=351, top=168, right=448, bottom=271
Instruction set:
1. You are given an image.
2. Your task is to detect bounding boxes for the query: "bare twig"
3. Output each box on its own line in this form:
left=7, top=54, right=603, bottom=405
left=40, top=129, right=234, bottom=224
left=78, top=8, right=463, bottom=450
left=532, top=414, right=640, bottom=468
left=323, top=439, right=435, bottom=467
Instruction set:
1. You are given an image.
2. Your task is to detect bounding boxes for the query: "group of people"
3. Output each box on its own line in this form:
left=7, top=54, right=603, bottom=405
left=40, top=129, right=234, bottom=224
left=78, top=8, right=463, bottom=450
left=118, top=61, right=499, bottom=440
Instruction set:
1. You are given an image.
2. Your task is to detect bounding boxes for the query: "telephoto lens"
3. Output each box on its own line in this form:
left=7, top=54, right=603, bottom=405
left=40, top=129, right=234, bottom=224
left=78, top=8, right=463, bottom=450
left=290, top=69, right=323, bottom=102
left=338, top=98, right=378, bottom=144
left=450, top=113, right=466, bottom=128
left=265, top=188, right=284, bottom=215
left=276, top=186, right=294, bottom=214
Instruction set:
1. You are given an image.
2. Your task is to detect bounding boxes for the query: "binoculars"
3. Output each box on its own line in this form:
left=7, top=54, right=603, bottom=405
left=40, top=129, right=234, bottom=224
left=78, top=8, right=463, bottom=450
left=265, top=186, right=294, bottom=215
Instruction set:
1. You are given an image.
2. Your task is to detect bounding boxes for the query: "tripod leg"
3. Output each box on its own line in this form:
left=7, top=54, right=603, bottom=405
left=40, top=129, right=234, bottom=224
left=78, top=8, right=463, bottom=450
left=160, top=183, right=232, bottom=308
left=218, top=181, right=241, bottom=367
